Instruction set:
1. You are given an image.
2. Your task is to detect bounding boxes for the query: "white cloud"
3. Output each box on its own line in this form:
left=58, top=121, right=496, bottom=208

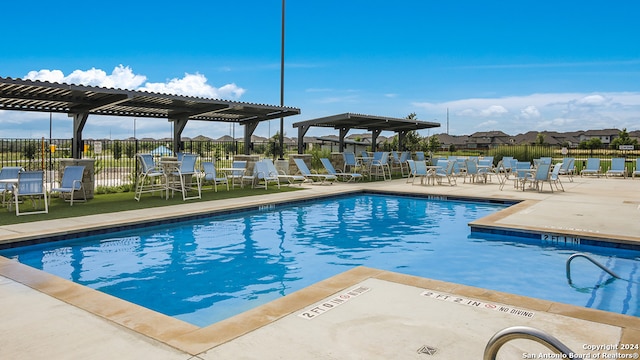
left=412, top=92, right=640, bottom=135
left=519, top=105, right=540, bottom=119
left=23, top=65, right=245, bottom=99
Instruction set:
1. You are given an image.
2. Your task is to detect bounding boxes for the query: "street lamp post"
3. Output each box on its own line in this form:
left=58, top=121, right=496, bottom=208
left=279, top=0, right=285, bottom=160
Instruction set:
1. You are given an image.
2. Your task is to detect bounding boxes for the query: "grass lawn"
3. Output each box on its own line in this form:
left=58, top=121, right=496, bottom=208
left=0, top=186, right=304, bottom=226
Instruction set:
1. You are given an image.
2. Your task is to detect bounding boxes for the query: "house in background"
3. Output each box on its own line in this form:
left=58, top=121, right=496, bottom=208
left=578, top=129, right=620, bottom=146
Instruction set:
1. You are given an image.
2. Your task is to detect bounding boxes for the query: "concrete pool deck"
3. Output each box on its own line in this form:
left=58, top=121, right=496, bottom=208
left=0, top=175, right=639, bottom=359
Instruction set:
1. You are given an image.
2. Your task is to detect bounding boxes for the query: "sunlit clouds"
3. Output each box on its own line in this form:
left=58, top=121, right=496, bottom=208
left=24, top=65, right=245, bottom=100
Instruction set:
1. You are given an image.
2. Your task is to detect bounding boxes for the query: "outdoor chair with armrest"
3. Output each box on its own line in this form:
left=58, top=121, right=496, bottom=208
left=293, top=158, right=336, bottom=184
left=0, top=166, right=23, bottom=205
left=134, top=153, right=166, bottom=201
left=558, top=158, right=575, bottom=182
left=12, top=170, right=48, bottom=216
left=168, top=153, right=202, bottom=200
left=580, top=158, right=601, bottom=177
left=320, top=158, right=362, bottom=182
left=50, top=165, right=86, bottom=206
left=202, top=161, right=228, bottom=192
left=605, top=158, right=627, bottom=178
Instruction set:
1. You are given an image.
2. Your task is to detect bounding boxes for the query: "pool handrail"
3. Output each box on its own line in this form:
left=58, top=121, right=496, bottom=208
left=565, top=253, right=621, bottom=284
left=483, top=326, right=575, bottom=360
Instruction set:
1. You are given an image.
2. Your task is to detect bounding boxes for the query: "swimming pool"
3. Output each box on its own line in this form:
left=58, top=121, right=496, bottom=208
left=1, top=193, right=639, bottom=327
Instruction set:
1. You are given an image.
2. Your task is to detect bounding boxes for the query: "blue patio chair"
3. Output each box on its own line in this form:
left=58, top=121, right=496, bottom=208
left=202, top=161, right=228, bottom=192
left=633, top=158, right=640, bottom=179
left=605, top=158, right=627, bottom=178
left=433, top=160, right=456, bottom=186
left=465, top=159, right=487, bottom=183
left=580, top=158, right=601, bottom=177
left=406, top=159, right=416, bottom=183
left=168, top=153, right=201, bottom=200
left=342, top=152, right=360, bottom=173
left=320, top=158, right=362, bottom=182
left=530, top=162, right=553, bottom=192
left=12, top=170, right=48, bottom=216
left=412, top=160, right=430, bottom=185
left=0, top=166, right=23, bottom=205
left=415, top=151, right=425, bottom=161
left=513, top=161, right=534, bottom=190
left=50, top=165, right=86, bottom=206
left=558, top=158, right=575, bottom=182
left=369, top=152, right=391, bottom=180
left=293, top=158, right=336, bottom=184
left=134, top=153, right=166, bottom=201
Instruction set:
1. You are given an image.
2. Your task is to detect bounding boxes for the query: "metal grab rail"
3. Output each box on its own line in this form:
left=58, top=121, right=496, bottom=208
left=484, top=326, right=575, bottom=360
left=566, top=253, right=621, bottom=284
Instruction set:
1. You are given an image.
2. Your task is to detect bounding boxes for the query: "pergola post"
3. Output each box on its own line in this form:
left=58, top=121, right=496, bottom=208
left=398, top=130, right=407, bottom=150
left=71, top=112, right=89, bottom=159
left=171, top=117, right=189, bottom=154
left=339, top=127, right=350, bottom=152
left=243, top=120, right=260, bottom=155
left=296, top=124, right=311, bottom=154
left=371, top=129, right=382, bottom=151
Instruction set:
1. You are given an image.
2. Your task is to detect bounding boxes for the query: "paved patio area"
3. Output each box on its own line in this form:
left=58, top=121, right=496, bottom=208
left=1, top=175, right=639, bottom=359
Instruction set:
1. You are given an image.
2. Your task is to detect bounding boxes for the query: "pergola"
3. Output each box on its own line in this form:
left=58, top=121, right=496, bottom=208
left=292, top=113, right=440, bottom=153
left=0, top=77, right=300, bottom=158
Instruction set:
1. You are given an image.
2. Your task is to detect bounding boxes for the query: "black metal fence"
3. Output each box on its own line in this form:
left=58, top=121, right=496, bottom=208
left=0, top=138, right=299, bottom=190
left=1, top=139, right=638, bottom=191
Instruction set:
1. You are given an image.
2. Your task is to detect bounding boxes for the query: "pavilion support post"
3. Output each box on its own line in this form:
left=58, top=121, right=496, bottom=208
left=171, top=117, right=188, bottom=154
left=243, top=120, right=260, bottom=155
left=71, top=112, right=89, bottom=159
left=398, top=130, right=407, bottom=151
left=339, top=127, right=350, bottom=152
left=296, top=124, right=311, bottom=154
left=371, top=129, right=382, bottom=152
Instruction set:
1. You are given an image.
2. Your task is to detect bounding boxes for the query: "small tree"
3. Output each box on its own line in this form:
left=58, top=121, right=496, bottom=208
left=610, top=128, right=638, bottom=149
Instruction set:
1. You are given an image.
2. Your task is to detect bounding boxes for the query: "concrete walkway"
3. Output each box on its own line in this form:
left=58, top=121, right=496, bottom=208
left=1, top=175, right=639, bottom=359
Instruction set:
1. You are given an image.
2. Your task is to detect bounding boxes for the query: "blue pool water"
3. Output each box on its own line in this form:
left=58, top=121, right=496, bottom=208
left=1, top=194, right=639, bottom=327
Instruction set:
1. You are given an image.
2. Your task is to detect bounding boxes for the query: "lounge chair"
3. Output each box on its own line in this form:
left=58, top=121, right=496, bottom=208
left=633, top=158, right=640, bottom=179
left=253, top=159, right=280, bottom=190
left=202, top=161, right=228, bottom=192
left=0, top=166, right=23, bottom=205
left=134, top=153, right=166, bottom=201
left=558, top=158, right=575, bottom=182
left=293, top=158, right=336, bottom=184
left=580, top=158, right=601, bottom=177
left=263, top=158, right=307, bottom=186
left=50, top=165, right=86, bottom=206
left=320, top=158, right=362, bottom=182
left=605, top=158, right=626, bottom=178
left=12, top=170, right=48, bottom=216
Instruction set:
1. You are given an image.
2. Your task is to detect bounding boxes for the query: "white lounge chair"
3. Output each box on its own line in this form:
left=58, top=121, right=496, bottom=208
left=605, top=158, right=626, bottom=178
left=202, top=161, right=228, bottom=192
left=580, top=158, right=601, bottom=177
left=253, top=159, right=280, bottom=190
left=320, top=158, right=362, bottom=182
left=50, top=165, right=86, bottom=206
left=293, top=158, right=336, bottom=184
left=263, top=159, right=306, bottom=186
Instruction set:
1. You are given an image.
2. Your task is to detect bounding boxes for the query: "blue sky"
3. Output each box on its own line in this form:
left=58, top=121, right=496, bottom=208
left=1, top=0, right=639, bottom=140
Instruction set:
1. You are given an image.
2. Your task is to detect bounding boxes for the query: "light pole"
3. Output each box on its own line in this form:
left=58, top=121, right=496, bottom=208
left=279, top=0, right=285, bottom=160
